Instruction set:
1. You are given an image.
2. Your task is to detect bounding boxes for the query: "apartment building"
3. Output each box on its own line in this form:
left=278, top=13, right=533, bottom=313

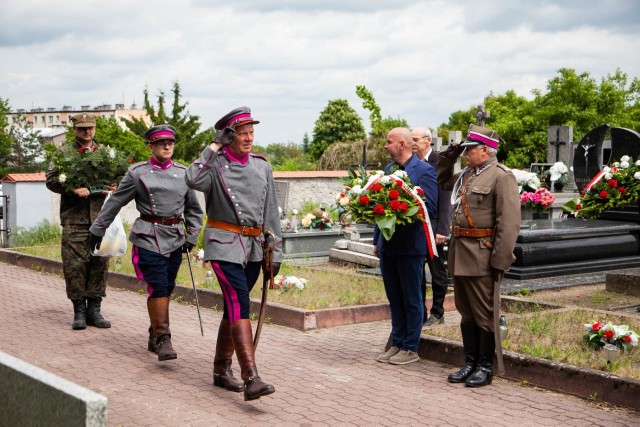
left=7, top=103, right=149, bottom=129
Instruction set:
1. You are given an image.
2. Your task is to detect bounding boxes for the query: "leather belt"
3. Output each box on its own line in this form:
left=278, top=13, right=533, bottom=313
left=140, top=214, right=182, bottom=225
left=207, top=218, right=262, bottom=237
left=452, top=226, right=494, bottom=238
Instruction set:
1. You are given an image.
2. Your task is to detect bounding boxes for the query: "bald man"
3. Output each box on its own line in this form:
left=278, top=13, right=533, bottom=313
left=373, top=128, right=438, bottom=365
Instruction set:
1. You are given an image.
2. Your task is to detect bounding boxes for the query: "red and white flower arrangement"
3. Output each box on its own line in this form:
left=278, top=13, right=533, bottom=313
left=583, top=320, right=638, bottom=352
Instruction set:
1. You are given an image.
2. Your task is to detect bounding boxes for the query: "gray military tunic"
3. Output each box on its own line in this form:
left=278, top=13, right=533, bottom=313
left=90, top=157, right=203, bottom=256
left=185, top=145, right=282, bottom=266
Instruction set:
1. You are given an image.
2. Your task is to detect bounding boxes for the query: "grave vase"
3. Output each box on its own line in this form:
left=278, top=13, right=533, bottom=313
left=553, top=181, right=564, bottom=193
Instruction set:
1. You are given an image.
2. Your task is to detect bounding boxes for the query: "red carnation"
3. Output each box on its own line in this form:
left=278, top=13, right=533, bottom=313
left=599, top=190, right=609, bottom=199
left=373, top=204, right=385, bottom=215
left=618, top=186, right=627, bottom=195
left=607, top=179, right=617, bottom=188
left=416, top=187, right=424, bottom=196
left=603, top=330, right=614, bottom=340
left=575, top=204, right=582, bottom=210
left=399, top=202, right=408, bottom=212
left=622, top=335, right=632, bottom=343
left=128, top=158, right=135, bottom=163
left=592, top=321, right=604, bottom=331
left=358, top=195, right=370, bottom=206
left=78, top=146, right=87, bottom=153
left=389, top=200, right=401, bottom=211
left=388, top=189, right=400, bottom=200
left=371, top=184, right=383, bottom=193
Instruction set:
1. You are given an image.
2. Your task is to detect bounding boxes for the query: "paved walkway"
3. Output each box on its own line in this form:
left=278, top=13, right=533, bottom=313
left=1, top=262, right=639, bottom=426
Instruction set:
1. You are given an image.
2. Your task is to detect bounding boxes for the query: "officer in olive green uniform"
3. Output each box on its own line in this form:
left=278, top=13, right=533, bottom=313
left=437, top=125, right=520, bottom=387
left=46, top=113, right=115, bottom=330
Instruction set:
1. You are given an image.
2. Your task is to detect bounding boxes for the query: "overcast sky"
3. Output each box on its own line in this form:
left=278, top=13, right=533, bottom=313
left=1, top=0, right=639, bottom=146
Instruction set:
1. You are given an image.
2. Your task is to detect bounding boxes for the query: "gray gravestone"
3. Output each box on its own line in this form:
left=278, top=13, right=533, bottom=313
left=447, top=130, right=463, bottom=173
left=546, top=126, right=576, bottom=192
left=274, top=180, right=289, bottom=212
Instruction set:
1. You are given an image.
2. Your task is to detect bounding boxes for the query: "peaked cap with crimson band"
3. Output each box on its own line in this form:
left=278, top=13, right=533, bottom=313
left=214, top=106, right=260, bottom=131
left=461, top=124, right=500, bottom=149
left=144, top=124, right=177, bottom=143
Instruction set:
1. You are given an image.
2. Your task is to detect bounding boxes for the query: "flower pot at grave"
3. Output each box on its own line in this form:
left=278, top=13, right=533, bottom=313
left=532, top=212, right=550, bottom=220
left=553, top=181, right=564, bottom=193
left=521, top=207, right=550, bottom=220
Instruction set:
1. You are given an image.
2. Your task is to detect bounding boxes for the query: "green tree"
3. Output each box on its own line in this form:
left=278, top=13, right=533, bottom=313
left=0, top=98, right=14, bottom=177
left=123, top=81, right=213, bottom=163
left=309, top=99, right=366, bottom=161
left=301, top=132, right=311, bottom=154
left=355, top=85, right=383, bottom=136
left=264, top=142, right=315, bottom=171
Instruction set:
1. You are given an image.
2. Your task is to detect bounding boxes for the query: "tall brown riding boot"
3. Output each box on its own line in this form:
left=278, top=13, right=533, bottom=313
left=213, top=319, right=244, bottom=392
left=231, top=319, right=275, bottom=401
left=71, top=299, right=87, bottom=330
left=147, top=297, right=177, bottom=361
left=147, top=325, right=156, bottom=353
left=86, top=297, right=111, bottom=328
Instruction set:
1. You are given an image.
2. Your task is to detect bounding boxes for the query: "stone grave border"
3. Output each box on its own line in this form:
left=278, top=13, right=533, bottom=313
left=1, top=249, right=639, bottom=411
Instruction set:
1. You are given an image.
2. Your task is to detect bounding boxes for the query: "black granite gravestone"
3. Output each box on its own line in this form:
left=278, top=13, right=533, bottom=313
left=573, top=124, right=640, bottom=191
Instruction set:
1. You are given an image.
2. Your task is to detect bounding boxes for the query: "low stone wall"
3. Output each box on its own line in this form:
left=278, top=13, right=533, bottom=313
left=0, top=351, right=107, bottom=427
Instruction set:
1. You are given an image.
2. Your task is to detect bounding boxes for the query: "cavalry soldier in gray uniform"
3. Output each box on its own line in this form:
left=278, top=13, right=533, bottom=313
left=186, top=106, right=281, bottom=401
left=46, top=112, right=115, bottom=331
left=437, top=124, right=520, bottom=387
left=89, top=124, right=203, bottom=361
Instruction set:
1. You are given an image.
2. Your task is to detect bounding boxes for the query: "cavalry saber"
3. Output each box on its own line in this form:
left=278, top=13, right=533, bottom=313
left=493, top=274, right=505, bottom=375
left=254, top=231, right=274, bottom=349
left=185, top=251, right=204, bottom=336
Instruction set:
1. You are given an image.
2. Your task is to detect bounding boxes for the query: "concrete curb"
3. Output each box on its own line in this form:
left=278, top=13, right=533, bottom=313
left=419, top=335, right=640, bottom=411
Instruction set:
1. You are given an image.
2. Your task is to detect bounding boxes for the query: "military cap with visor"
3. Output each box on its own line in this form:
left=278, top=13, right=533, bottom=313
left=214, top=106, right=260, bottom=131
left=144, top=124, right=177, bottom=144
left=70, top=113, right=96, bottom=128
left=461, top=124, right=500, bottom=149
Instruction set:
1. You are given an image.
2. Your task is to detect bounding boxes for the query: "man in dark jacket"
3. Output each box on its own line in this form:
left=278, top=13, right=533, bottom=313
left=373, top=127, right=438, bottom=365
left=411, top=127, right=452, bottom=327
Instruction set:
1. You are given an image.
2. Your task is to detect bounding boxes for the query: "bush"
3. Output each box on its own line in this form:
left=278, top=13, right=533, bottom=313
left=13, top=220, right=61, bottom=246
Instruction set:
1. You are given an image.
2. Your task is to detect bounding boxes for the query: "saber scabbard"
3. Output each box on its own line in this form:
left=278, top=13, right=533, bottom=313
left=254, top=231, right=274, bottom=349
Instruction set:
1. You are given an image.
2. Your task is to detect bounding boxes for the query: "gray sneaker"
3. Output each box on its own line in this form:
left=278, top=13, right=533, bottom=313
left=376, top=346, right=400, bottom=363
left=389, top=350, right=420, bottom=365
left=424, top=314, right=444, bottom=328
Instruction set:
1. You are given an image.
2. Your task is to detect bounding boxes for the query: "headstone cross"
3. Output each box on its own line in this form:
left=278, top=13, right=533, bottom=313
left=551, top=128, right=566, bottom=163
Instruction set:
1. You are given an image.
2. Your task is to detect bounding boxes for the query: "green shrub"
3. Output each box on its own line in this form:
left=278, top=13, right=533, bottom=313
left=13, top=220, right=61, bottom=246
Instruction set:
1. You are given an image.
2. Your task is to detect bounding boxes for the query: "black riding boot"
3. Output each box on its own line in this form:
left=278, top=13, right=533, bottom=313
left=465, top=329, right=495, bottom=387
left=71, top=299, right=87, bottom=330
left=448, top=324, right=479, bottom=383
left=86, top=297, right=111, bottom=328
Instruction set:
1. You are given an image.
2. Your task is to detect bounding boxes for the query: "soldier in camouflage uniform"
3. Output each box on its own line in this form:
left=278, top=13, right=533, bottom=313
left=45, top=113, right=115, bottom=331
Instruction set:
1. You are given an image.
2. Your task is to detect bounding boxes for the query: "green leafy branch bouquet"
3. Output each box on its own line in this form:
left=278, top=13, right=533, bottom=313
left=46, top=144, right=133, bottom=193
left=563, top=155, right=640, bottom=219
left=584, top=320, right=638, bottom=352
left=338, top=166, right=428, bottom=241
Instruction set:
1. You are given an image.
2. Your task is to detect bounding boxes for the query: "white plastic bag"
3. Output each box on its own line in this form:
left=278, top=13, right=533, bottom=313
left=92, top=193, right=127, bottom=257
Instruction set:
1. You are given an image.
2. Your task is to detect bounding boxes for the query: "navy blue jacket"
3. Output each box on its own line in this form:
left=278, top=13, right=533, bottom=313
left=373, top=154, right=438, bottom=256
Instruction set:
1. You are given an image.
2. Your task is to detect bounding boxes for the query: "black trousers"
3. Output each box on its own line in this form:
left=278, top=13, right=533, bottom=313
left=421, top=243, right=448, bottom=318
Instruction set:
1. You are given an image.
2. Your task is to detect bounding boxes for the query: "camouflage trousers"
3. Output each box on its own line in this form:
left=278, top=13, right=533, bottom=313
left=61, top=226, right=109, bottom=300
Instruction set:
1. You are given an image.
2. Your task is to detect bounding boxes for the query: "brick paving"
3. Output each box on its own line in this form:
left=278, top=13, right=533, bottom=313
left=1, top=262, right=639, bottom=426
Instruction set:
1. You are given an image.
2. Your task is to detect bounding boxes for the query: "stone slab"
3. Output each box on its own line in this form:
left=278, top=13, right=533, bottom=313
left=0, top=351, right=107, bottom=427
left=606, top=269, right=640, bottom=297
left=282, top=224, right=374, bottom=258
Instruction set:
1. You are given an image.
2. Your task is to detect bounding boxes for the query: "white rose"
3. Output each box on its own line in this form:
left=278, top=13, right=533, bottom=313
left=339, top=197, right=350, bottom=206
left=604, top=173, right=613, bottom=180
left=636, top=160, right=640, bottom=167
left=602, top=166, right=611, bottom=173
left=634, top=172, right=640, bottom=180
left=620, top=161, right=630, bottom=169
left=350, top=185, right=362, bottom=195
left=197, top=249, right=204, bottom=259
left=393, top=170, right=408, bottom=179
left=380, top=176, right=391, bottom=184
left=108, top=147, right=116, bottom=159
left=58, top=174, right=67, bottom=183
left=620, top=155, right=630, bottom=162
left=292, top=209, right=298, bottom=215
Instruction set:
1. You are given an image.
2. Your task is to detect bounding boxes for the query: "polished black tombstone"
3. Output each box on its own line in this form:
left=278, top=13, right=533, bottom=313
left=573, top=124, right=640, bottom=192
left=506, top=218, right=640, bottom=280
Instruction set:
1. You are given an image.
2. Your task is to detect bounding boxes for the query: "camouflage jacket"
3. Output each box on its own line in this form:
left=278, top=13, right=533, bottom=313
left=45, top=139, right=107, bottom=226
